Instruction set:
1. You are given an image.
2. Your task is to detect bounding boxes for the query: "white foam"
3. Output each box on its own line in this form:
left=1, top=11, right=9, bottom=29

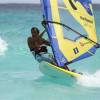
left=77, top=70, right=100, bottom=88
left=0, top=37, right=8, bottom=55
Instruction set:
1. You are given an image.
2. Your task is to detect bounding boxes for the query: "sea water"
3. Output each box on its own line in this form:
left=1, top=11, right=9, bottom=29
left=0, top=4, right=100, bottom=100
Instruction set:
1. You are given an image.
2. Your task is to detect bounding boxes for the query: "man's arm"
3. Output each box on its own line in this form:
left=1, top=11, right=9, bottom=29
left=40, top=20, right=47, bottom=37
left=39, top=29, right=46, bottom=38
left=41, top=20, right=50, bottom=46
left=43, top=39, right=50, bottom=46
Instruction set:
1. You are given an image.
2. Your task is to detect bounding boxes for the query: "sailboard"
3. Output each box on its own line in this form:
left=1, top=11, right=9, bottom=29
left=39, top=61, right=81, bottom=78
left=39, top=0, right=100, bottom=77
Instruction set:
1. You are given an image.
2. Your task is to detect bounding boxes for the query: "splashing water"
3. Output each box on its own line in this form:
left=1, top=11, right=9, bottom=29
left=0, top=37, right=8, bottom=56
left=77, top=70, right=100, bottom=88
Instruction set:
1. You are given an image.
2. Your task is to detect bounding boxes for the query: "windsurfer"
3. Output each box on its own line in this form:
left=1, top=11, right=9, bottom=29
left=27, top=27, right=70, bottom=71
left=27, top=27, right=50, bottom=57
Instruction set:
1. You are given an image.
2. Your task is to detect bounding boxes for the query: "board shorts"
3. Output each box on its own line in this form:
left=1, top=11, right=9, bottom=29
left=32, top=51, right=54, bottom=63
left=35, top=53, right=54, bottom=63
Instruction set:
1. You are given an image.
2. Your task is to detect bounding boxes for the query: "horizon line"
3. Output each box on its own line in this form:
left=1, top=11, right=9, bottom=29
left=0, top=3, right=100, bottom=5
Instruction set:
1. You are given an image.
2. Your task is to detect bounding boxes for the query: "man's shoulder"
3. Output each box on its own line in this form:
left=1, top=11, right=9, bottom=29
left=27, top=37, right=34, bottom=43
left=28, top=37, right=32, bottom=40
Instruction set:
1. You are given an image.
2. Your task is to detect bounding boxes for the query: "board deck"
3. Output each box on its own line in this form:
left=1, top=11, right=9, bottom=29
left=39, top=61, right=82, bottom=79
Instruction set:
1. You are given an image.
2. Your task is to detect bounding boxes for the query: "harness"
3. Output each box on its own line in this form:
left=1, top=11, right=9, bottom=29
left=31, top=46, right=48, bottom=58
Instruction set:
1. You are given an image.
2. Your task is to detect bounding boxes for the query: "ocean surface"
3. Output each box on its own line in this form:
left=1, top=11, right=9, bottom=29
left=0, top=4, right=100, bottom=100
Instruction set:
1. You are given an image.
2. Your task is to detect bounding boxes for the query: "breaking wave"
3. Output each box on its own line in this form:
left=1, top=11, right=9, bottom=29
left=77, top=70, right=100, bottom=88
left=0, top=37, right=8, bottom=55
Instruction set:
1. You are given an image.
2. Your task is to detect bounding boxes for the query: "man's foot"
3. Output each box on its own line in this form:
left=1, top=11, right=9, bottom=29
left=63, top=66, right=70, bottom=71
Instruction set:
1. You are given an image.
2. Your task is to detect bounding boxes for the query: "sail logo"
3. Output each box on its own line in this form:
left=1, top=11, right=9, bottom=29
left=80, top=16, right=93, bottom=24
left=61, top=58, right=67, bottom=63
left=73, top=47, right=79, bottom=54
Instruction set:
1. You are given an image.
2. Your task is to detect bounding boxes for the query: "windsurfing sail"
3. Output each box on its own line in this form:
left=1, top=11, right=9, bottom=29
left=41, top=0, right=99, bottom=67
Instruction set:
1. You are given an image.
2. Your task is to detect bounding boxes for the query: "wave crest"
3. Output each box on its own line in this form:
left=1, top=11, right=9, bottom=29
left=77, top=70, right=100, bottom=88
left=0, top=37, right=8, bottom=55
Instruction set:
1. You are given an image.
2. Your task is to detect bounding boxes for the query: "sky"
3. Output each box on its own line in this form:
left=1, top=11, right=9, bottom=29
left=0, top=0, right=100, bottom=4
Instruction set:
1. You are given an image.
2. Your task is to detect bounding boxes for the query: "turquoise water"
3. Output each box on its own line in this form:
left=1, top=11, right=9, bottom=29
left=0, top=4, right=100, bottom=100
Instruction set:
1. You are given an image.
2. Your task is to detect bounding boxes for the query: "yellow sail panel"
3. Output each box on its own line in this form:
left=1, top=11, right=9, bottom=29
left=63, top=0, right=97, bottom=43
left=49, top=0, right=96, bottom=62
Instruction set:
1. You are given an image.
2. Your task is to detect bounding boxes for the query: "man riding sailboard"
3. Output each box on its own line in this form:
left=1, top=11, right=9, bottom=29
left=27, top=26, right=70, bottom=71
left=27, top=0, right=100, bottom=78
